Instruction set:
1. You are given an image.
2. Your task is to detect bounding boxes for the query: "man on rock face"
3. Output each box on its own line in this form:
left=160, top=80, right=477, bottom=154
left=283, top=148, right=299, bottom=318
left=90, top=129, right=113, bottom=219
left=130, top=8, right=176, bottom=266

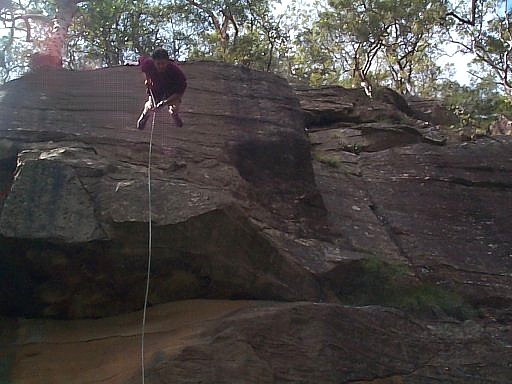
left=137, top=48, right=187, bottom=130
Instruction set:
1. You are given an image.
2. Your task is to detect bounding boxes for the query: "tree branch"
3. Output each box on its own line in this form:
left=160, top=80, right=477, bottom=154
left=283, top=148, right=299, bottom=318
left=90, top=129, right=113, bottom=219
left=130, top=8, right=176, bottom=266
left=184, top=0, right=222, bottom=36
left=445, top=0, right=477, bottom=26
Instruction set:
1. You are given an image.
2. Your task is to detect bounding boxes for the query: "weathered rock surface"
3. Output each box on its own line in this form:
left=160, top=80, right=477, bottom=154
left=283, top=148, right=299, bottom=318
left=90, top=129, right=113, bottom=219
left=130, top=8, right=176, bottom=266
left=301, top=85, right=512, bottom=307
left=2, top=300, right=510, bottom=384
left=297, top=86, right=448, bottom=152
left=0, top=63, right=325, bottom=318
left=1, top=67, right=512, bottom=383
left=359, top=139, right=512, bottom=304
left=405, top=96, right=460, bottom=128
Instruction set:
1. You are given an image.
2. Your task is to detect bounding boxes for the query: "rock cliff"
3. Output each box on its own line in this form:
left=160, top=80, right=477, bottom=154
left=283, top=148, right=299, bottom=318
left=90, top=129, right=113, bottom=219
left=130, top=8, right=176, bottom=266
left=1, top=63, right=511, bottom=383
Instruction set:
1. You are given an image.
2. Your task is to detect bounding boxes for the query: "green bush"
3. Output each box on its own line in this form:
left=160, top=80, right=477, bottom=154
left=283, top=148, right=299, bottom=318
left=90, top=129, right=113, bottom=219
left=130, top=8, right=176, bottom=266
left=312, top=153, right=340, bottom=168
left=339, top=258, right=476, bottom=320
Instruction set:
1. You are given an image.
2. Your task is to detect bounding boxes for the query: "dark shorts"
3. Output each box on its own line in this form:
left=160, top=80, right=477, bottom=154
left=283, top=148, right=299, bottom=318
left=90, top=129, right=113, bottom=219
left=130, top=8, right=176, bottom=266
left=148, top=83, right=187, bottom=102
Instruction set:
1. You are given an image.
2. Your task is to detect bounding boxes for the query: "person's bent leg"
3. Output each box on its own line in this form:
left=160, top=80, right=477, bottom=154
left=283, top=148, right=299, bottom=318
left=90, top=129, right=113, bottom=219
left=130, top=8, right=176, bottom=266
left=167, top=93, right=183, bottom=127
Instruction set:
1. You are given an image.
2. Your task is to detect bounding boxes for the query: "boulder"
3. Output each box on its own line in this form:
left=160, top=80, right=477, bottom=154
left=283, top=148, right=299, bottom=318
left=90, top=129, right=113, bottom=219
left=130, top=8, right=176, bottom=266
left=0, top=63, right=324, bottom=318
left=297, top=86, right=447, bottom=153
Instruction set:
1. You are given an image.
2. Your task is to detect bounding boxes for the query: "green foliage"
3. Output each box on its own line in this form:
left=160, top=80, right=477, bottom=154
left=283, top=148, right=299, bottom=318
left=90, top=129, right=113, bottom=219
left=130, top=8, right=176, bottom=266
left=2, top=0, right=284, bottom=74
left=67, top=0, right=195, bottom=67
left=289, top=0, right=449, bottom=94
left=184, top=0, right=288, bottom=72
left=0, top=0, right=49, bottom=82
left=435, top=75, right=509, bottom=132
left=448, top=0, right=512, bottom=101
left=383, top=0, right=449, bottom=94
left=339, top=258, right=477, bottom=320
left=395, top=284, right=477, bottom=320
left=0, top=0, right=509, bottom=109
left=0, top=35, right=33, bottom=83
left=313, top=152, right=340, bottom=168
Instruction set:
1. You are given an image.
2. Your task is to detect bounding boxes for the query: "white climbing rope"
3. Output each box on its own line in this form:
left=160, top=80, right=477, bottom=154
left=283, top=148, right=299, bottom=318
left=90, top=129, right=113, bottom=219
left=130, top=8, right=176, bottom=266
left=141, top=91, right=157, bottom=384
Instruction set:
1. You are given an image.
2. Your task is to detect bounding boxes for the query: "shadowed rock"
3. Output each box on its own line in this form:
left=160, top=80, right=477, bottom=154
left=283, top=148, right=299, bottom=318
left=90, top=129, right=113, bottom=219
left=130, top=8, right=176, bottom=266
left=297, top=86, right=447, bottom=152
left=1, top=63, right=511, bottom=384
left=0, top=63, right=324, bottom=318
left=1, top=300, right=509, bottom=384
left=307, top=89, right=512, bottom=307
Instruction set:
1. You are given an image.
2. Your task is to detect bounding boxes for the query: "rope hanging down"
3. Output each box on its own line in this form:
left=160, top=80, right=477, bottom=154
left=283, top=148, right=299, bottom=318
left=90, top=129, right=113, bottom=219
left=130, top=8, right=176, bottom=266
left=141, top=90, right=157, bottom=384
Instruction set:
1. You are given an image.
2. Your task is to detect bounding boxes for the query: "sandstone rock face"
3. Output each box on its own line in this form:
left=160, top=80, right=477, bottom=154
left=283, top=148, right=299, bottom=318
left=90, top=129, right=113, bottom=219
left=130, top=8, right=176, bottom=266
left=0, top=63, right=323, bottom=318
left=0, top=158, right=105, bottom=242
left=1, top=67, right=511, bottom=383
left=297, top=86, right=447, bottom=152
left=2, top=300, right=510, bottom=384
left=405, top=96, right=460, bottom=128
left=359, top=140, right=512, bottom=304
left=301, top=86, right=512, bottom=307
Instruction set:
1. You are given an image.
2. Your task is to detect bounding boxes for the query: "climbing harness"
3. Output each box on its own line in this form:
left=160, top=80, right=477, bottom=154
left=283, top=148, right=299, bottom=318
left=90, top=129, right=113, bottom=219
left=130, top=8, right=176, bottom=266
left=141, top=89, right=157, bottom=384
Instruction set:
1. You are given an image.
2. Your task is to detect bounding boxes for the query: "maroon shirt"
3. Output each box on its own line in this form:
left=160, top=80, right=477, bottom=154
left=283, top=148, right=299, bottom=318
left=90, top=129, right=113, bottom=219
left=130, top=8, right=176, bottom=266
left=140, top=57, right=187, bottom=101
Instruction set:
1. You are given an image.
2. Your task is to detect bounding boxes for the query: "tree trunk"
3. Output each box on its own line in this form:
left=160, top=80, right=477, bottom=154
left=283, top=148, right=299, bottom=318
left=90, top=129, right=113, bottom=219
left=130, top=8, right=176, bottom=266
left=30, top=0, right=80, bottom=70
